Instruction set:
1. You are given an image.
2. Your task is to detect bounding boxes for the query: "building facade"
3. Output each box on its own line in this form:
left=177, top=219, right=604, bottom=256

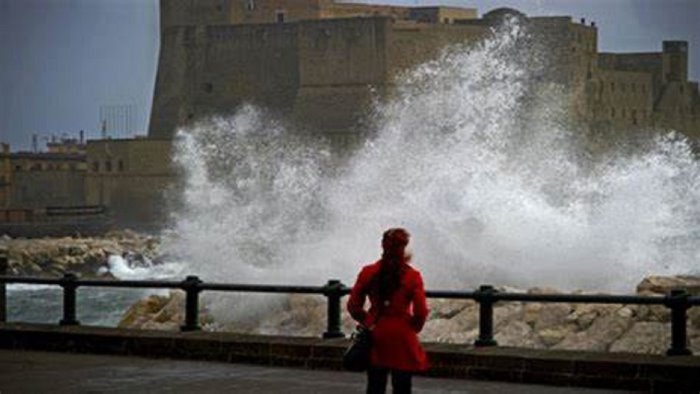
left=149, top=1, right=700, bottom=147
left=3, top=1, right=698, bottom=230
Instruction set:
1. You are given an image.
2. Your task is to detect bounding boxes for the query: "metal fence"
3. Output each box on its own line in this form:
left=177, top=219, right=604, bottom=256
left=0, top=253, right=698, bottom=356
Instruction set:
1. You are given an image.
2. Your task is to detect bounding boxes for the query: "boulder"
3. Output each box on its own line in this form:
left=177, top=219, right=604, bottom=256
left=420, top=318, right=463, bottom=342
left=636, top=276, right=700, bottom=295
left=496, top=320, right=545, bottom=348
left=533, top=303, right=572, bottom=331
left=554, top=310, right=634, bottom=351
left=609, top=322, right=671, bottom=354
left=429, top=299, right=474, bottom=319
left=537, top=325, right=575, bottom=347
left=118, top=294, right=170, bottom=329
left=493, top=302, right=523, bottom=330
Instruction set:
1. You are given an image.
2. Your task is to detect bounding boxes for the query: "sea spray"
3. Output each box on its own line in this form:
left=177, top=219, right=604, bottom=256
left=167, top=19, right=700, bottom=328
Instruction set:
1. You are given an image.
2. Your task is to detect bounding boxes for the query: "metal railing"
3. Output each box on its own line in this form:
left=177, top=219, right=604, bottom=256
left=0, top=253, right=698, bottom=356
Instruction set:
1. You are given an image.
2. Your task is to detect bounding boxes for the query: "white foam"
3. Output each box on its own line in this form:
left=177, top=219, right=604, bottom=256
left=164, top=20, right=700, bottom=298
left=105, top=254, right=185, bottom=280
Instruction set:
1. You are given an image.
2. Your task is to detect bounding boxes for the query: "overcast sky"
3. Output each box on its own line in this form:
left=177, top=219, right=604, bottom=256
left=1, top=0, right=698, bottom=151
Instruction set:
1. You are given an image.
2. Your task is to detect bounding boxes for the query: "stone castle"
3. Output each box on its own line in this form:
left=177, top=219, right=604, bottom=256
left=1, top=0, right=699, bottom=229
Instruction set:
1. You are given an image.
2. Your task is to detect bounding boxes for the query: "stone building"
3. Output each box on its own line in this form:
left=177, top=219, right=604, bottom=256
left=0, top=142, right=87, bottom=210
left=84, top=138, right=174, bottom=227
left=148, top=0, right=490, bottom=150
left=4, top=0, right=699, bottom=230
left=149, top=1, right=700, bottom=147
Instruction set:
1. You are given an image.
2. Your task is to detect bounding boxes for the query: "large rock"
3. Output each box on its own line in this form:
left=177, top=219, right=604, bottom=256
left=496, top=320, right=545, bottom=348
left=429, top=299, right=474, bottom=319
left=609, top=322, right=671, bottom=354
left=119, top=294, right=171, bottom=329
left=636, top=276, right=700, bottom=295
left=420, top=318, right=464, bottom=342
left=554, top=310, right=634, bottom=351
left=533, top=303, right=573, bottom=331
left=2, top=233, right=163, bottom=278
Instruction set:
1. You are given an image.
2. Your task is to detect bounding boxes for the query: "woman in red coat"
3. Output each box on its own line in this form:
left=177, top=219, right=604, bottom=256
left=347, top=228, right=429, bottom=394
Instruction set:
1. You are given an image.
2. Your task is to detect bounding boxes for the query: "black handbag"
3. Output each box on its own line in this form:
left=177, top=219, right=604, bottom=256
left=343, top=325, right=373, bottom=372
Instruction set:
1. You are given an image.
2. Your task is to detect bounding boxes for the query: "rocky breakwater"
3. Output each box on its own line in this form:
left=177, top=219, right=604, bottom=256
left=119, top=276, right=700, bottom=355
left=0, top=230, right=162, bottom=278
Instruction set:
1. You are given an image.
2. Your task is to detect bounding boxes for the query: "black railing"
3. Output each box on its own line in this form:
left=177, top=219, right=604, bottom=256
left=0, top=253, right=698, bottom=356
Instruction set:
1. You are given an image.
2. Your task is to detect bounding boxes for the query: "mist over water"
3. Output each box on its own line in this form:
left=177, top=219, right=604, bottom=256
left=167, top=21, right=699, bottom=298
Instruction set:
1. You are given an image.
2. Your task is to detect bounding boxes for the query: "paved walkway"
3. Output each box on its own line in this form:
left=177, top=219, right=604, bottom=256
left=0, top=350, right=636, bottom=393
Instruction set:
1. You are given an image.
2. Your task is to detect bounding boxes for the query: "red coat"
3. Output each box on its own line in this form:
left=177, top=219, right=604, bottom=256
left=347, top=260, right=429, bottom=372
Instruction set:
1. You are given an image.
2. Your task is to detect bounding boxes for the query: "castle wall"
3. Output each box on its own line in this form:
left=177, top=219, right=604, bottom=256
left=149, top=26, right=195, bottom=139
left=653, top=81, right=700, bottom=138
left=598, top=53, right=665, bottom=99
left=160, top=0, right=236, bottom=30
left=589, top=69, right=654, bottom=132
left=293, top=17, right=390, bottom=135
left=230, top=0, right=324, bottom=24
left=321, top=3, right=410, bottom=20
left=86, top=139, right=174, bottom=228
left=0, top=145, right=10, bottom=208
left=11, top=171, right=85, bottom=209
left=388, top=23, right=486, bottom=78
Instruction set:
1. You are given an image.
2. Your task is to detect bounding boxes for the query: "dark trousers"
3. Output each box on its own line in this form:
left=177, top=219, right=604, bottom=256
left=366, top=366, right=412, bottom=394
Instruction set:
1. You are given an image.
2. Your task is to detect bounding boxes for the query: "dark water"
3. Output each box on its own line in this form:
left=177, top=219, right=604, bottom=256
left=6, top=286, right=162, bottom=326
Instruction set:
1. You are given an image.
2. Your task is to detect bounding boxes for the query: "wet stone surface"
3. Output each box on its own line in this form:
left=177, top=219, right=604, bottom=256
left=0, top=350, right=635, bottom=394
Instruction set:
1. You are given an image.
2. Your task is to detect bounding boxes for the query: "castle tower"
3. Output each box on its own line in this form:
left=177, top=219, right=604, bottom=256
left=663, top=40, right=688, bottom=82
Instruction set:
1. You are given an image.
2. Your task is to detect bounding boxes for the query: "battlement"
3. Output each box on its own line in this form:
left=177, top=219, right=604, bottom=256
left=159, top=0, right=477, bottom=30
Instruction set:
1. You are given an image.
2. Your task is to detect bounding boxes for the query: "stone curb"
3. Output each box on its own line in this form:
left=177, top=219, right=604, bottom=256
left=1, top=323, right=698, bottom=392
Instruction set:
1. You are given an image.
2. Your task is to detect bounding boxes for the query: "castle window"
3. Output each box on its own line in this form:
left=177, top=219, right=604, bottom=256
left=92, top=161, right=99, bottom=172
left=444, top=18, right=450, bottom=24
left=118, top=160, right=124, bottom=172
left=105, top=160, right=112, bottom=172
left=247, top=0, right=255, bottom=11
left=14, top=165, right=22, bottom=171
left=276, top=11, right=285, bottom=23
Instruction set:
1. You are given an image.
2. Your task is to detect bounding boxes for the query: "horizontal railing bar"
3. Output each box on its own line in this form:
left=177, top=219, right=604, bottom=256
left=493, top=292, right=666, bottom=305
left=425, top=290, right=477, bottom=299
left=201, top=283, right=327, bottom=294
left=0, top=276, right=696, bottom=306
left=77, top=280, right=182, bottom=289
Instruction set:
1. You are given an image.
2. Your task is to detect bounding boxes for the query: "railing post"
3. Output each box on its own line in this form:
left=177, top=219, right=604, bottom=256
left=474, top=284, right=498, bottom=347
left=59, top=273, right=80, bottom=326
left=666, top=289, right=692, bottom=356
left=323, top=279, right=344, bottom=339
left=180, top=275, right=202, bottom=332
left=0, top=248, right=7, bottom=323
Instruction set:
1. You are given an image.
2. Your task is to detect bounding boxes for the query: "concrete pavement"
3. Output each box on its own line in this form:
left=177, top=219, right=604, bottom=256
left=0, top=350, right=637, bottom=393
